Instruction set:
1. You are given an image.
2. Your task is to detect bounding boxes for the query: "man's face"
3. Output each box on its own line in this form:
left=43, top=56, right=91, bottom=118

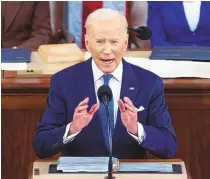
left=85, top=19, right=128, bottom=74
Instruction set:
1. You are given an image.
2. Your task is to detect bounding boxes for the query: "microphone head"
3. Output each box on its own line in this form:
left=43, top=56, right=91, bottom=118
left=136, top=26, right=152, bottom=40
left=97, top=85, right=113, bottom=104
left=128, top=26, right=152, bottom=40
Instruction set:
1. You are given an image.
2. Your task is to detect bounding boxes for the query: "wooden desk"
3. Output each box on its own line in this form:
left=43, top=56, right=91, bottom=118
left=28, top=159, right=188, bottom=179
left=2, top=55, right=210, bottom=179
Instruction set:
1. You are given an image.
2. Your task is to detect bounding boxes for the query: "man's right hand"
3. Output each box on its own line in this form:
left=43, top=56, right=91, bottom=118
left=68, top=97, right=99, bottom=136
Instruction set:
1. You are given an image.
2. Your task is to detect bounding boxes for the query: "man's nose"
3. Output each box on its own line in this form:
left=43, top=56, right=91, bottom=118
left=103, top=43, right=112, bottom=54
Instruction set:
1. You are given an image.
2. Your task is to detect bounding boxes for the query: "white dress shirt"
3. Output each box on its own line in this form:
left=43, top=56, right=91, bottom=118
left=183, top=1, right=201, bottom=32
left=63, top=59, right=146, bottom=144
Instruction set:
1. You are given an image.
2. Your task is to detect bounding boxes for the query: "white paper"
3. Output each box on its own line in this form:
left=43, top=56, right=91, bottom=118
left=57, top=157, right=119, bottom=172
left=124, top=57, right=210, bottom=78
left=193, top=63, right=210, bottom=78
left=57, top=157, right=173, bottom=173
left=119, top=162, right=173, bottom=173
left=1, top=63, right=28, bottom=71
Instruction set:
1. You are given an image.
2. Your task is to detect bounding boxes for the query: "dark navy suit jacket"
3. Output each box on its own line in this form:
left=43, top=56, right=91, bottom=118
left=33, top=59, right=177, bottom=159
left=147, top=2, right=210, bottom=47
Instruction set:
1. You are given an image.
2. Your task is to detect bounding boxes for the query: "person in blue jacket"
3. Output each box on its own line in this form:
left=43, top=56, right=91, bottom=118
left=33, top=8, right=177, bottom=159
left=147, top=1, right=210, bottom=48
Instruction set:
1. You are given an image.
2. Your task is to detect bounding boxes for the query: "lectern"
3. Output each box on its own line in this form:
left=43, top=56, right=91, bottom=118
left=29, top=159, right=188, bottom=179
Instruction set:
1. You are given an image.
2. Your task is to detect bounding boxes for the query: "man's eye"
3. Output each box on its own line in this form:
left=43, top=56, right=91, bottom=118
left=96, top=40, right=104, bottom=44
left=111, top=40, right=118, bottom=44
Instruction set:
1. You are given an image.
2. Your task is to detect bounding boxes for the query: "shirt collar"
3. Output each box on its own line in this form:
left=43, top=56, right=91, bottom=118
left=92, top=58, right=123, bottom=82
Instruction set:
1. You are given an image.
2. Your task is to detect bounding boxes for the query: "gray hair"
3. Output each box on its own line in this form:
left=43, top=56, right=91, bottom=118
left=85, top=8, right=128, bottom=32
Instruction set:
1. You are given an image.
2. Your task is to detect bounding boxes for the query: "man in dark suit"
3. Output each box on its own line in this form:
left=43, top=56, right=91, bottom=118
left=33, top=8, right=177, bottom=159
left=1, top=1, right=52, bottom=50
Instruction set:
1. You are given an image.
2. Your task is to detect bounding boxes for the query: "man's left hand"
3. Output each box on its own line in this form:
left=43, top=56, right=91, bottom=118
left=117, top=97, right=138, bottom=136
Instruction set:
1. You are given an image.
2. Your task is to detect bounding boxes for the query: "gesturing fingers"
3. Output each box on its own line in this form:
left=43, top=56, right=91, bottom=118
left=75, top=105, right=88, bottom=113
left=117, top=99, right=126, bottom=112
left=78, top=97, right=89, bottom=107
left=75, top=97, right=89, bottom=113
left=71, top=99, right=98, bottom=134
left=124, top=103, right=136, bottom=113
left=123, top=97, right=136, bottom=113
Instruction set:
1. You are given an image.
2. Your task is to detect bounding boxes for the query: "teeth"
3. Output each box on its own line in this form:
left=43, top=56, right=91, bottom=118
left=102, top=60, right=113, bottom=64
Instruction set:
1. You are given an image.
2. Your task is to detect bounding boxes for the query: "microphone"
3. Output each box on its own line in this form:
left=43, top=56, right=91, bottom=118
left=128, top=26, right=152, bottom=40
left=97, top=85, right=115, bottom=179
left=98, top=85, right=113, bottom=106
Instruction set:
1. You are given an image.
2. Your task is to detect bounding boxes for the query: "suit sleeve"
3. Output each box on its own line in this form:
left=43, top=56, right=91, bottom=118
left=17, top=2, right=52, bottom=50
left=141, top=77, right=178, bottom=158
left=147, top=2, right=172, bottom=48
left=33, top=75, right=68, bottom=159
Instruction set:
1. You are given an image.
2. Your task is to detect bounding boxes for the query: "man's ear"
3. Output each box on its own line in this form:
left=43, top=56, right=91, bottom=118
left=124, top=34, right=129, bottom=51
left=84, top=34, right=90, bottom=51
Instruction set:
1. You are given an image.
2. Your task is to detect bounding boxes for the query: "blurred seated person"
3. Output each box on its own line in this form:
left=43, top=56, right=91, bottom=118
left=147, top=1, right=210, bottom=47
left=1, top=1, right=52, bottom=50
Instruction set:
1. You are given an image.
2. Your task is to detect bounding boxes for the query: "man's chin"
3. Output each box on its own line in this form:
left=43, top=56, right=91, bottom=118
left=100, top=66, right=116, bottom=74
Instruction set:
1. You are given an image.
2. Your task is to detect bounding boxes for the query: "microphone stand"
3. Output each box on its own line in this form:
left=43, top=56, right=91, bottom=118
left=104, top=100, right=115, bottom=179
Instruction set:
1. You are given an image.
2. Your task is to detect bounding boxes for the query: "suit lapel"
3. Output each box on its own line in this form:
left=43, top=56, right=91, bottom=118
left=4, top=2, right=23, bottom=32
left=76, top=58, right=97, bottom=109
left=119, top=59, right=139, bottom=107
left=113, top=59, right=140, bottom=150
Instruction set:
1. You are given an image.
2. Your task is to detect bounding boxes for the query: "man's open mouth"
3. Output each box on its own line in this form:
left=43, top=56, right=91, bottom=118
left=101, top=59, right=114, bottom=64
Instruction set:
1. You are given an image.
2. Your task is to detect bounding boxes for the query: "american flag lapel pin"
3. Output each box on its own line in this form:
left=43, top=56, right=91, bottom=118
left=129, top=87, right=134, bottom=91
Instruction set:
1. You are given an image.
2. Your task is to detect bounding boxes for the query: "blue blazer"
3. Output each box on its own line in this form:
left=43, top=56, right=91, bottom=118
left=33, top=59, right=177, bottom=159
left=147, top=2, right=210, bottom=47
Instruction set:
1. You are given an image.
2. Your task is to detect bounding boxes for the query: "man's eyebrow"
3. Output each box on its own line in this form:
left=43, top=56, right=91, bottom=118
left=94, top=37, right=120, bottom=41
left=95, top=37, right=105, bottom=39
left=110, top=38, right=120, bottom=40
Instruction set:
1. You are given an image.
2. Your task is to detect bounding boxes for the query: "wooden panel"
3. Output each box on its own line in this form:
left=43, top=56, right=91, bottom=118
left=2, top=76, right=210, bottom=91
left=1, top=109, right=43, bottom=179
left=190, top=111, right=210, bottom=179
left=2, top=94, right=47, bottom=110
left=3, top=71, right=17, bottom=77
left=170, top=110, right=210, bottom=179
left=166, top=93, right=210, bottom=110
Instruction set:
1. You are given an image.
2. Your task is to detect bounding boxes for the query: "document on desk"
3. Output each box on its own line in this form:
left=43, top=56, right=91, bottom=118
left=38, top=44, right=84, bottom=63
left=119, top=162, right=173, bottom=173
left=57, top=157, right=119, bottom=172
left=57, top=157, right=174, bottom=173
left=1, top=48, right=31, bottom=63
left=124, top=57, right=210, bottom=78
left=194, top=63, right=210, bottom=78
left=150, top=46, right=210, bottom=62
left=1, top=63, right=28, bottom=70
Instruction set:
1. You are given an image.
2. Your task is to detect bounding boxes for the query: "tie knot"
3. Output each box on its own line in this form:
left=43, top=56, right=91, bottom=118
left=103, top=74, right=112, bottom=85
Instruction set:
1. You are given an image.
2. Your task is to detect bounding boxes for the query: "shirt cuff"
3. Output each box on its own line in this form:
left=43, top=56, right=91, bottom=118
left=127, top=122, right=146, bottom=144
left=63, top=122, right=81, bottom=144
